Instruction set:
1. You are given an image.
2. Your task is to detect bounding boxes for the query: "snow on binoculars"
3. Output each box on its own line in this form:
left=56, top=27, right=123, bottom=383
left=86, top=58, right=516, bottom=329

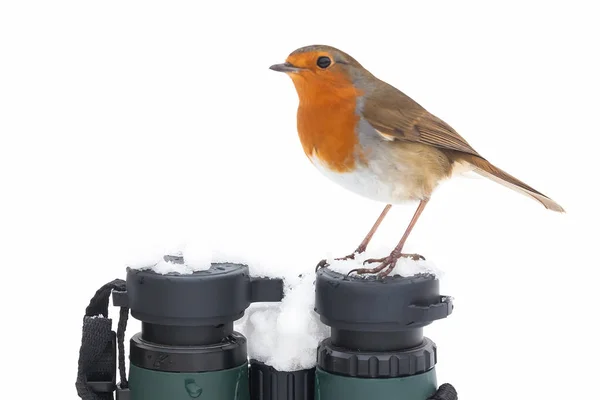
left=76, top=254, right=457, bottom=400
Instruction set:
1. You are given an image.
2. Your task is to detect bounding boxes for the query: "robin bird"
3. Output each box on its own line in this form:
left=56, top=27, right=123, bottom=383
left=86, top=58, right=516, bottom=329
left=270, top=45, right=564, bottom=278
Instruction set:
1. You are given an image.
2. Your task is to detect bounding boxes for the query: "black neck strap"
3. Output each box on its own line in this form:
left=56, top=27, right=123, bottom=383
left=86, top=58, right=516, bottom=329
left=76, top=279, right=129, bottom=400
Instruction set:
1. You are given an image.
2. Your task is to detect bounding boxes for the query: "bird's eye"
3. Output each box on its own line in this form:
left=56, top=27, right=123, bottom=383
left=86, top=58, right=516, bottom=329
left=316, top=56, right=332, bottom=69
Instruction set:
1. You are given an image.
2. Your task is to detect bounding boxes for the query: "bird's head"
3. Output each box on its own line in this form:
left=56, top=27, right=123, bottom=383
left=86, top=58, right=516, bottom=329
left=270, top=45, right=372, bottom=104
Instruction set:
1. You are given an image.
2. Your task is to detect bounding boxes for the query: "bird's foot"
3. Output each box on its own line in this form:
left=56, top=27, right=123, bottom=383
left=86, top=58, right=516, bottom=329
left=347, top=252, right=425, bottom=278
left=315, top=259, right=329, bottom=272
left=315, top=248, right=365, bottom=272
left=315, top=253, right=356, bottom=272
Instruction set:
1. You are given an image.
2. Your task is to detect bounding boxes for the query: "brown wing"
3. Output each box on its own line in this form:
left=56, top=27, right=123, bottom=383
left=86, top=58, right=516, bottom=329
left=361, top=80, right=482, bottom=157
left=360, top=79, right=566, bottom=212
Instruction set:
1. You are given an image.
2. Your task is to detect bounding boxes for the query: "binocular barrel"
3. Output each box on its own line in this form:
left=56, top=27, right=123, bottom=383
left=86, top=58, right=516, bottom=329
left=314, top=268, right=453, bottom=400
left=119, top=261, right=284, bottom=400
left=99, top=258, right=452, bottom=400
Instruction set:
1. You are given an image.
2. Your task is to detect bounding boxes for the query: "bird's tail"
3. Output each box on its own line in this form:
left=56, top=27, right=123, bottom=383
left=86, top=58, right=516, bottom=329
left=458, top=154, right=565, bottom=213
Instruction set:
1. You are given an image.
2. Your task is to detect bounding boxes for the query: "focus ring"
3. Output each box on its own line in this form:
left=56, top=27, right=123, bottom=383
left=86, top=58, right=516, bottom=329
left=317, top=337, right=437, bottom=378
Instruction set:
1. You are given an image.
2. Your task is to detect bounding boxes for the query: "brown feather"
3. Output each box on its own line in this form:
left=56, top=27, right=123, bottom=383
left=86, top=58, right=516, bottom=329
left=276, top=44, right=565, bottom=212
left=362, top=80, right=481, bottom=156
left=452, top=153, right=565, bottom=212
left=360, top=78, right=564, bottom=212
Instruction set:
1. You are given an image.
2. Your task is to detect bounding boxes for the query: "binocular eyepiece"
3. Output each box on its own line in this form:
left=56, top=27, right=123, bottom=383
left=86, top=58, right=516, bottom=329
left=76, top=256, right=456, bottom=400
left=121, top=259, right=284, bottom=400
left=314, top=267, right=453, bottom=400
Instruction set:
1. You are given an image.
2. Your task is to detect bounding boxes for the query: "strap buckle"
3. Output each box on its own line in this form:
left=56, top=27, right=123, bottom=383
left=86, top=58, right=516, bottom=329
left=86, top=330, right=117, bottom=393
left=116, top=383, right=131, bottom=400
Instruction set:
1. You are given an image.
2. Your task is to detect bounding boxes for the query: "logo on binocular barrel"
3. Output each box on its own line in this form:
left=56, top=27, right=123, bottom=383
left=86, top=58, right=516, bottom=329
left=153, top=353, right=170, bottom=368
left=184, top=378, right=203, bottom=398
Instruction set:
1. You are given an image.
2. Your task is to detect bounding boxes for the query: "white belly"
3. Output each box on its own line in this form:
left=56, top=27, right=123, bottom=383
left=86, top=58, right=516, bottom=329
left=309, top=154, right=419, bottom=204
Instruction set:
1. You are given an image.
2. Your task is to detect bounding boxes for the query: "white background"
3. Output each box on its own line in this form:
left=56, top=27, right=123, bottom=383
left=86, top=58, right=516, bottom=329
left=1, top=1, right=599, bottom=399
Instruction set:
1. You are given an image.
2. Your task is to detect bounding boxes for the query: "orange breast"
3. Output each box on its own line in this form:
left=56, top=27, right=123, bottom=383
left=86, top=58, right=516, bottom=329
left=291, top=75, right=362, bottom=173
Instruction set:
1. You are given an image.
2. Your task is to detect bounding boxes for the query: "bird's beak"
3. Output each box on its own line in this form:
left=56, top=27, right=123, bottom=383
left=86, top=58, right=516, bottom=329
left=269, top=62, right=303, bottom=73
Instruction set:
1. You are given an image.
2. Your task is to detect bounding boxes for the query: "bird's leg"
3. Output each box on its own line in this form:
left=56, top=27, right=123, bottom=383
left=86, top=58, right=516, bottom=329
left=348, top=199, right=429, bottom=277
left=315, top=204, right=391, bottom=272
left=338, top=204, right=392, bottom=259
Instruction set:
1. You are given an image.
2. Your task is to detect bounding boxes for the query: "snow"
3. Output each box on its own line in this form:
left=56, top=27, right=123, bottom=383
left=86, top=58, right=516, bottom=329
left=122, top=240, right=332, bottom=370
left=325, top=250, right=443, bottom=278
left=233, top=246, right=442, bottom=371
left=204, top=242, right=333, bottom=371
left=4, top=3, right=592, bottom=398
left=125, top=240, right=441, bottom=371
left=231, top=244, right=445, bottom=370
left=235, top=272, right=329, bottom=371
left=127, top=243, right=212, bottom=274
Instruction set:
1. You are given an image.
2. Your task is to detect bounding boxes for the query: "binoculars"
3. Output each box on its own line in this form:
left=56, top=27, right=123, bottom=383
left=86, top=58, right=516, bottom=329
left=76, top=255, right=457, bottom=400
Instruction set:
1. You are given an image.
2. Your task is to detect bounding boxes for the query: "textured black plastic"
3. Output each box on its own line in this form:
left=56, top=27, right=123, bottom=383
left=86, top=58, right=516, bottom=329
left=129, top=332, right=247, bottom=372
left=330, top=329, right=424, bottom=351
left=315, top=268, right=453, bottom=333
left=140, top=322, right=235, bottom=346
left=112, top=290, right=128, bottom=308
left=116, top=384, right=131, bottom=400
left=249, top=360, right=315, bottom=400
left=125, top=263, right=283, bottom=327
left=428, top=383, right=458, bottom=400
left=251, top=277, right=286, bottom=303
left=314, top=268, right=452, bottom=378
left=317, top=337, right=437, bottom=378
left=119, top=260, right=284, bottom=374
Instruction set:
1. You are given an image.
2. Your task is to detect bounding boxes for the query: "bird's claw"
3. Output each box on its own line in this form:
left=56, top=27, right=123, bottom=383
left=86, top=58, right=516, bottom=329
left=343, top=252, right=426, bottom=278
left=362, top=256, right=385, bottom=265
left=408, top=253, right=426, bottom=261
left=315, top=259, right=329, bottom=272
left=318, top=251, right=361, bottom=274
left=348, top=255, right=397, bottom=277
left=335, top=253, right=356, bottom=261
left=362, top=253, right=424, bottom=264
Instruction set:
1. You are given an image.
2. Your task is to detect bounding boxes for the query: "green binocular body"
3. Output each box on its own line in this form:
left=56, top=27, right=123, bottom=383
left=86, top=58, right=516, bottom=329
left=126, top=361, right=438, bottom=400
left=78, top=263, right=454, bottom=400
